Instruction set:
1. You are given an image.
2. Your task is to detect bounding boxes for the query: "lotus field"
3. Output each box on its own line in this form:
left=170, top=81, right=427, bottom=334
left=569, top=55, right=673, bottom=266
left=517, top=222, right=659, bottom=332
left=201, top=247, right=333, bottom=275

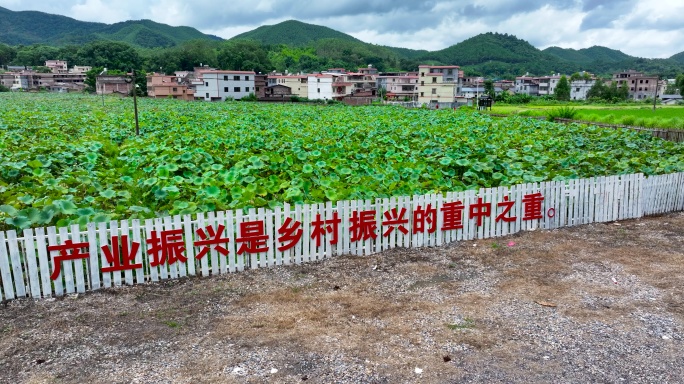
left=1, top=93, right=683, bottom=230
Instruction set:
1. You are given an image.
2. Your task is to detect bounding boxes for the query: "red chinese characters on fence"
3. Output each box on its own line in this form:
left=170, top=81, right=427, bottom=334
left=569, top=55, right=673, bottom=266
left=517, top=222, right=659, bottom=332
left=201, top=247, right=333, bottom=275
left=47, top=193, right=546, bottom=280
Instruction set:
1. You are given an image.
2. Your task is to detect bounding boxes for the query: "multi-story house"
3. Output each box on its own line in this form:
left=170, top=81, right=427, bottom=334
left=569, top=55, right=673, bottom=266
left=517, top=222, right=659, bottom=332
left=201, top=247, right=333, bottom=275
left=254, top=74, right=267, bottom=98
left=45, top=60, right=68, bottom=74
left=344, top=66, right=378, bottom=96
left=193, top=70, right=256, bottom=101
left=570, top=79, right=596, bottom=100
left=416, top=65, right=462, bottom=105
left=147, top=73, right=194, bottom=100
left=267, top=75, right=308, bottom=98
left=514, top=76, right=540, bottom=96
left=377, top=72, right=418, bottom=101
left=308, top=73, right=350, bottom=100
left=613, top=70, right=659, bottom=100
left=538, top=75, right=561, bottom=96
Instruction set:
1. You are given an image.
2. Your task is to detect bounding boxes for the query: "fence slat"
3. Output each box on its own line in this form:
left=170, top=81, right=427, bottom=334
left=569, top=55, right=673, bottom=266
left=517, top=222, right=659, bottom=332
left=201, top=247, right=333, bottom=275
left=0, top=232, right=15, bottom=300
left=34, top=227, right=52, bottom=297
left=22, top=228, right=41, bottom=298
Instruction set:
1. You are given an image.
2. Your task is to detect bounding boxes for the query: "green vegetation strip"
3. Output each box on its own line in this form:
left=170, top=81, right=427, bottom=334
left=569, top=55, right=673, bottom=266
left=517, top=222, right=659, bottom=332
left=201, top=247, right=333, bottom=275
left=1, top=93, right=683, bottom=230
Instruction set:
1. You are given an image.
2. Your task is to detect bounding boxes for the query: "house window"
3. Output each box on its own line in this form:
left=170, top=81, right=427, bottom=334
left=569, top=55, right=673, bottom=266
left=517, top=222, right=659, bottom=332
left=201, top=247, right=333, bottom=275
left=234, top=75, right=240, bottom=81
left=431, top=88, right=436, bottom=94
left=224, top=87, right=229, bottom=92
left=421, top=81, right=424, bottom=86
left=205, top=82, right=208, bottom=87
left=245, top=76, right=250, bottom=81
left=224, top=75, right=228, bottom=80
left=645, top=80, right=649, bottom=83
left=234, top=87, right=240, bottom=92
left=640, top=80, right=643, bottom=84
left=317, top=79, right=320, bottom=83
left=256, top=87, right=260, bottom=92
left=420, top=92, right=424, bottom=97
left=576, top=88, right=580, bottom=92
left=205, top=93, right=209, bottom=98
left=317, top=88, right=320, bottom=93
left=432, top=77, right=437, bottom=83
left=173, top=87, right=177, bottom=92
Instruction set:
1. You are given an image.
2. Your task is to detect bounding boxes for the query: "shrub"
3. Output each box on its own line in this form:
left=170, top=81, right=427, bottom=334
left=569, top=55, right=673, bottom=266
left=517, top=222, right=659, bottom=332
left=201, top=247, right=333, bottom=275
left=547, top=106, right=578, bottom=121
left=241, top=93, right=258, bottom=102
left=0, top=84, right=9, bottom=92
left=621, top=116, right=636, bottom=126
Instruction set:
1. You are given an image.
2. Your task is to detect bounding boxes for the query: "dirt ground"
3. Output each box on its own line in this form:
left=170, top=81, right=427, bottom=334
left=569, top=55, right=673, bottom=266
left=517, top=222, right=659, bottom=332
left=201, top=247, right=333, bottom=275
left=1, top=213, right=683, bottom=383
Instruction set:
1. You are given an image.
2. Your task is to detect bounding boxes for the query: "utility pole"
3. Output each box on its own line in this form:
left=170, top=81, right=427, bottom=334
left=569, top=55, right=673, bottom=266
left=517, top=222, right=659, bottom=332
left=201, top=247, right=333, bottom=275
left=125, top=69, right=140, bottom=136
left=133, top=69, right=140, bottom=136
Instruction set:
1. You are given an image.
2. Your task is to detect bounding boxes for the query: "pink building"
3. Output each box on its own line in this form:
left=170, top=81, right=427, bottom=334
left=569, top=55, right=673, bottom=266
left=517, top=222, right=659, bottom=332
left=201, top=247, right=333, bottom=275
left=146, top=73, right=194, bottom=100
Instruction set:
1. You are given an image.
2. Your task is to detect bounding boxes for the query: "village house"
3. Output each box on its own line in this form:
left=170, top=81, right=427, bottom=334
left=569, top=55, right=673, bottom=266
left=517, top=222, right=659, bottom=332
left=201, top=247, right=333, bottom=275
left=192, top=70, right=256, bottom=101
left=416, top=65, right=463, bottom=105
left=45, top=60, right=68, bottom=74
left=254, top=74, right=267, bottom=98
left=570, top=78, right=596, bottom=100
left=514, top=75, right=540, bottom=96
left=267, top=75, right=308, bottom=98
left=377, top=72, right=418, bottom=101
left=146, top=73, right=194, bottom=100
left=307, top=73, right=350, bottom=100
left=96, top=75, right=134, bottom=95
left=264, top=84, right=292, bottom=98
left=613, top=70, right=660, bottom=100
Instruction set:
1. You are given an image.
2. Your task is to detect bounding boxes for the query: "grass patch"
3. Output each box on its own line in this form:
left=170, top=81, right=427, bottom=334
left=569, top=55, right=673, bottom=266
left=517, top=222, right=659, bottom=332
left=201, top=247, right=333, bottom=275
left=447, top=318, right=475, bottom=330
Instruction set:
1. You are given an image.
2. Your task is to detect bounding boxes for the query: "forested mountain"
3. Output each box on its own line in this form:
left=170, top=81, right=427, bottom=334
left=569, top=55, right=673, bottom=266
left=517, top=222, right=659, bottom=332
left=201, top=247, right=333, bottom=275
left=1, top=7, right=683, bottom=78
left=543, top=46, right=632, bottom=63
left=0, top=6, right=220, bottom=47
left=231, top=20, right=361, bottom=46
left=671, top=51, right=684, bottom=64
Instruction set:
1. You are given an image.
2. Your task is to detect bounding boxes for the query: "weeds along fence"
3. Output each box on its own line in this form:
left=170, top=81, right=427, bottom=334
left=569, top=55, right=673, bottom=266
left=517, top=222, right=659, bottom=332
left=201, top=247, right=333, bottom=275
left=553, top=118, right=684, bottom=143
left=487, top=114, right=684, bottom=143
left=2, top=172, right=684, bottom=301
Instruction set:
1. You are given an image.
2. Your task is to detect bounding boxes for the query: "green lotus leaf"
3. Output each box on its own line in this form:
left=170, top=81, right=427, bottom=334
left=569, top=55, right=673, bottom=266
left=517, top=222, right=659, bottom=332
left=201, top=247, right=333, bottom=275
left=0, top=205, right=19, bottom=216
left=100, top=189, right=116, bottom=199
left=18, top=195, right=34, bottom=204
left=203, top=185, right=221, bottom=198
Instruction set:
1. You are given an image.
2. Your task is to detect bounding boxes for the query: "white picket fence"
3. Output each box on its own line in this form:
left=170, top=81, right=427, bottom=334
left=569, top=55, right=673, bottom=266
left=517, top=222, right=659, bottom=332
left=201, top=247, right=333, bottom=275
left=1, top=172, right=683, bottom=301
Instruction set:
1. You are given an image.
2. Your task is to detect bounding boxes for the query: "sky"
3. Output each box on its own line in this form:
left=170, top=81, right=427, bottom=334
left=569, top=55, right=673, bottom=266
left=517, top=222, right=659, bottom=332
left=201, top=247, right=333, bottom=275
left=1, top=0, right=683, bottom=58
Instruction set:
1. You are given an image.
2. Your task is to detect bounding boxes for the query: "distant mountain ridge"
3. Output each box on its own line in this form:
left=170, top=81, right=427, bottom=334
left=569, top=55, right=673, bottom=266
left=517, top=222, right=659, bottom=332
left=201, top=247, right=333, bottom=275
left=1, top=8, right=682, bottom=77
left=231, top=20, right=362, bottom=46
left=0, top=6, right=221, bottom=47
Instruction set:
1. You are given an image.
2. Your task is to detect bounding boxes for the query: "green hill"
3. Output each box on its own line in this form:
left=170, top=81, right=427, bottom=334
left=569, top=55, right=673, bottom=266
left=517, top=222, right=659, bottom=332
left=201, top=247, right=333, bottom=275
left=544, top=45, right=632, bottom=64
left=418, top=32, right=577, bottom=76
left=0, top=6, right=220, bottom=47
left=671, top=51, right=684, bottom=64
left=231, top=20, right=361, bottom=46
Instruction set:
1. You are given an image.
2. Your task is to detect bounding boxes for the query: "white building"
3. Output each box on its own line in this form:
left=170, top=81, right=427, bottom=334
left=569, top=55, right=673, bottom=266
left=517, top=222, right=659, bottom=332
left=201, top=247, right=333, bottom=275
left=307, top=74, right=336, bottom=100
left=570, top=79, right=596, bottom=100
left=193, top=70, right=256, bottom=101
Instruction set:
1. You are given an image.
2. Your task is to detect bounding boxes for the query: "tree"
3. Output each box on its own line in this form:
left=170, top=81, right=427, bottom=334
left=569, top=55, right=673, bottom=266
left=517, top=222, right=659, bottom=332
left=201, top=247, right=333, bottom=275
left=0, top=43, right=16, bottom=66
left=484, top=79, right=495, bottom=98
left=586, top=80, right=605, bottom=100
left=11, top=44, right=60, bottom=66
left=554, top=75, right=570, bottom=101
left=618, top=82, right=630, bottom=100
left=676, top=74, right=684, bottom=97
left=570, top=72, right=581, bottom=82
left=76, top=41, right=143, bottom=72
left=217, top=40, right=272, bottom=73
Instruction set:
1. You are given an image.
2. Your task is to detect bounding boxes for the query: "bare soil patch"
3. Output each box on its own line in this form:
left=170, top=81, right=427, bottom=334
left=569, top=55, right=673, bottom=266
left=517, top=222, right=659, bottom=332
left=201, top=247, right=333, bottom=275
left=2, top=213, right=683, bottom=383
